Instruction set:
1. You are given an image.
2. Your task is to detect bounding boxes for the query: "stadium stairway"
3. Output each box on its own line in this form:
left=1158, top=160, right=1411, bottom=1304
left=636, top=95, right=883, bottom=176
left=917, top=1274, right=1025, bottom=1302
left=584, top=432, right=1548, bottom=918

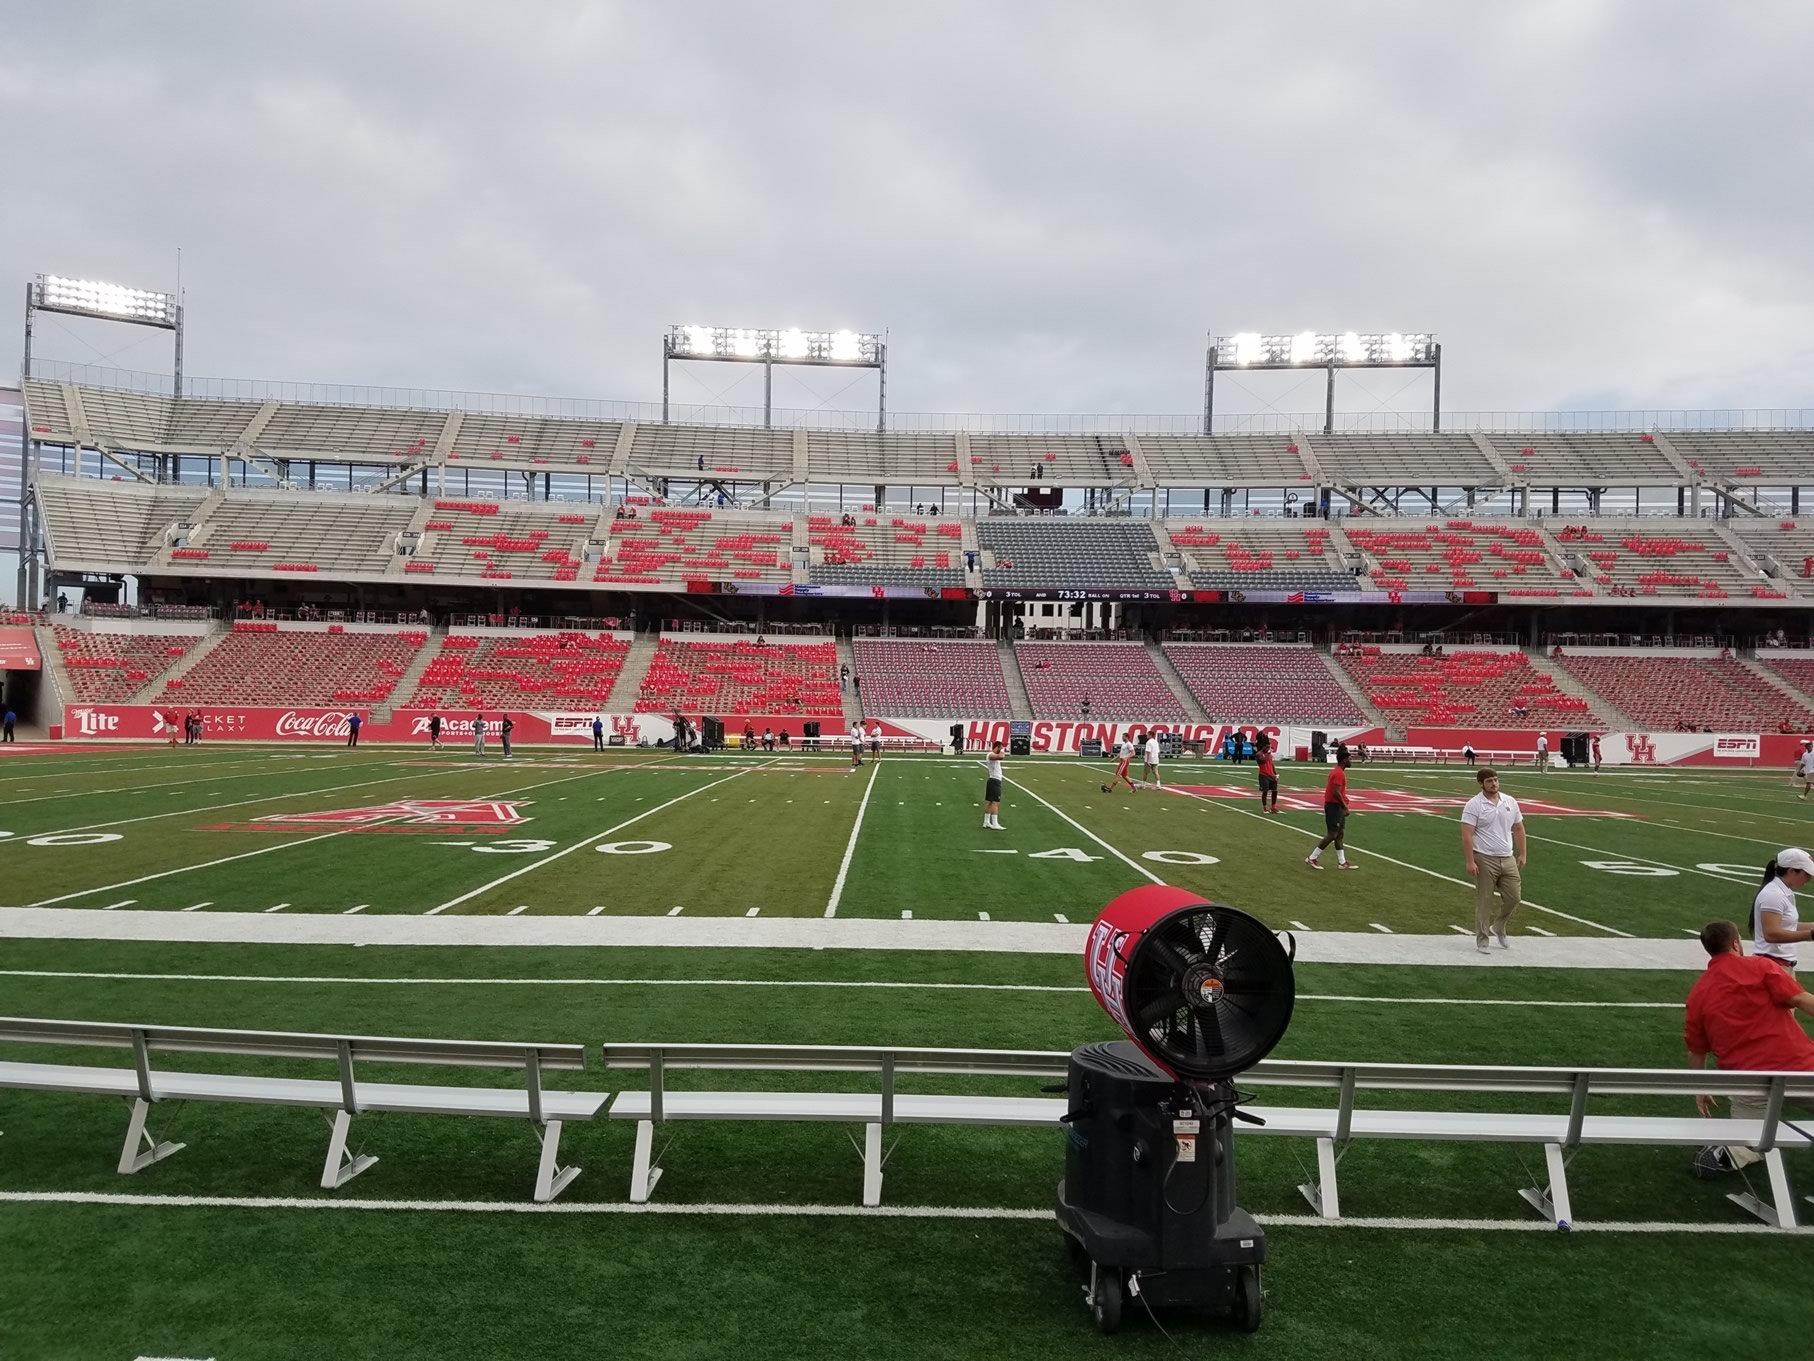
left=126, top=625, right=227, bottom=704
left=1323, top=649, right=1395, bottom=736
left=1146, top=640, right=1211, bottom=722
left=1529, top=648, right=1633, bottom=728
left=1528, top=523, right=1598, bottom=594
left=836, top=634, right=862, bottom=724
left=611, top=632, right=662, bottom=708
left=997, top=637, right=1034, bottom=721
left=32, top=625, right=74, bottom=721
left=1740, top=652, right=1814, bottom=712
left=370, top=624, right=446, bottom=720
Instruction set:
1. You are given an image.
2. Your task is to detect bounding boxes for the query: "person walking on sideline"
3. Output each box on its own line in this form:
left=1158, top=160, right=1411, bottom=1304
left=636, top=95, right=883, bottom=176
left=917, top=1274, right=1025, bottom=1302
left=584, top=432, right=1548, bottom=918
left=592, top=716, right=605, bottom=751
left=1305, top=747, right=1355, bottom=871
left=472, top=714, right=486, bottom=757
left=982, top=740, right=1007, bottom=831
left=1, top=707, right=14, bottom=743
left=1794, top=743, right=1814, bottom=800
left=1461, top=767, right=1526, bottom=954
left=1142, top=732, right=1162, bottom=789
left=1255, top=733, right=1279, bottom=814
left=1102, top=738, right=1138, bottom=795
left=1591, top=733, right=1602, bottom=774
left=849, top=720, right=865, bottom=769
left=345, top=711, right=362, bottom=748
left=1534, top=732, right=1549, bottom=772
left=500, top=715, right=515, bottom=759
left=1752, top=848, right=1814, bottom=970
left=1684, top=918, right=1814, bottom=1177
left=428, top=713, right=443, bottom=750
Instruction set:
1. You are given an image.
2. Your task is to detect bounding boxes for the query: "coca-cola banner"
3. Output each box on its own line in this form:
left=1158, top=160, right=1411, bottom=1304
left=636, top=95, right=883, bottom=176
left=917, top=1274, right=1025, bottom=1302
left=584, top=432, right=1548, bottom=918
left=63, top=705, right=369, bottom=741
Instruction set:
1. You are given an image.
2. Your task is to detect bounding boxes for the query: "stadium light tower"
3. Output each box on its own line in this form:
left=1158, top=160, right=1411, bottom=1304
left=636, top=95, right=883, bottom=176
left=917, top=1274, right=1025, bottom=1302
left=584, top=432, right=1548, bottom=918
left=1204, top=331, right=1441, bottom=434
left=661, top=325, right=887, bottom=431
left=18, top=274, right=183, bottom=606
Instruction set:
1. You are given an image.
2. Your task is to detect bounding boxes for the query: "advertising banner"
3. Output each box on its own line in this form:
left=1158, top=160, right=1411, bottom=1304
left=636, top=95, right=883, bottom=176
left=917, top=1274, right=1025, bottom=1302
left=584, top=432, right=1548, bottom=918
left=0, top=627, right=41, bottom=671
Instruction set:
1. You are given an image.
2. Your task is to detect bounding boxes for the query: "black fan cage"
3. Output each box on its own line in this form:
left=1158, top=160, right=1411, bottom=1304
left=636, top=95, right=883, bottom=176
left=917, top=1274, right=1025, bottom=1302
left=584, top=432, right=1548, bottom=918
left=1123, top=905, right=1295, bottom=1080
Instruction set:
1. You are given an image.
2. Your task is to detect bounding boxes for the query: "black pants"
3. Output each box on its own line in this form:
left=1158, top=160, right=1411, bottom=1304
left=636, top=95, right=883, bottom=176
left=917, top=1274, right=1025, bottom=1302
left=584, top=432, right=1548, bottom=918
left=594, top=733, right=604, bottom=750
left=2, top=723, right=13, bottom=742
left=347, top=730, right=359, bottom=747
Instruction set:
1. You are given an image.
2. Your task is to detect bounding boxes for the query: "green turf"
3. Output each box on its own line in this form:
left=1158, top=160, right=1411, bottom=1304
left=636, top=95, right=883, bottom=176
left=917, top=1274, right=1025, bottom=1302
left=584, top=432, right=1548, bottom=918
left=2, top=748, right=1812, bottom=1358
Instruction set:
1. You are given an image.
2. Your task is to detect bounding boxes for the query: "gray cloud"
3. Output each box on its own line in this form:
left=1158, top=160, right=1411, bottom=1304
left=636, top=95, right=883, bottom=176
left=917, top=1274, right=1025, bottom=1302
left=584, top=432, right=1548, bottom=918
left=2, top=0, right=1810, bottom=423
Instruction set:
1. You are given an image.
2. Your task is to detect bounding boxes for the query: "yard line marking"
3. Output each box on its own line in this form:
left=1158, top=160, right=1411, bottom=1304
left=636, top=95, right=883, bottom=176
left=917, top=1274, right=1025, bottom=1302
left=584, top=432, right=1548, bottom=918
left=823, top=759, right=882, bottom=918
left=1526, top=925, right=1556, bottom=936
left=264, top=903, right=289, bottom=913
left=588, top=906, right=607, bottom=916
left=1001, top=769, right=1162, bottom=885
left=181, top=902, right=210, bottom=912
left=978, top=911, right=991, bottom=921
left=745, top=908, right=760, bottom=917
left=507, top=905, right=529, bottom=916
left=1681, top=927, right=1700, bottom=936
left=1053, top=913, right=1069, bottom=924
left=1290, top=920, right=1312, bottom=932
left=901, top=910, right=913, bottom=920
left=1522, top=832, right=1760, bottom=884
left=667, top=906, right=685, bottom=916
left=344, top=905, right=367, bottom=915
left=1370, top=923, right=1394, bottom=934
left=425, top=766, right=763, bottom=914
left=1, top=1190, right=1795, bottom=1234
left=1157, top=781, right=1634, bottom=938
left=0, top=968, right=1693, bottom=1005
left=102, top=900, right=136, bottom=910
left=1446, top=925, right=1471, bottom=935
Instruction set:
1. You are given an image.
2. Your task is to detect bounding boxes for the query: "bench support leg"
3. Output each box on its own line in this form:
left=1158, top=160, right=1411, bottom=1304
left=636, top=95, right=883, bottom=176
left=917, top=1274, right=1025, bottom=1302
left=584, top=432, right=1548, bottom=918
left=862, top=1123, right=883, bottom=1208
left=534, top=1120, right=580, bottom=1203
left=320, top=1109, right=378, bottom=1190
left=1296, top=1137, right=1342, bottom=1219
left=1517, top=1142, right=1574, bottom=1225
left=117, top=1097, right=185, bottom=1175
left=629, top=1120, right=662, bottom=1203
left=1728, top=1149, right=1798, bottom=1229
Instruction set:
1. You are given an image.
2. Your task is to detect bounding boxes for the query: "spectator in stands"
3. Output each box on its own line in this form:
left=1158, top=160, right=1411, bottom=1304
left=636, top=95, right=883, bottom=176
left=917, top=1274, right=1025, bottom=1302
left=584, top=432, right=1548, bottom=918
left=56, top=593, right=67, bottom=613
left=345, top=711, right=362, bottom=748
left=839, top=665, right=850, bottom=694
left=500, top=715, right=514, bottom=759
left=429, top=714, right=443, bottom=750
left=697, top=455, right=705, bottom=471
left=852, top=674, right=861, bottom=700
left=1304, top=747, right=1354, bottom=871
left=1080, top=695, right=1090, bottom=719
left=1461, top=767, right=1526, bottom=954
left=1, top=706, right=14, bottom=743
left=966, top=550, right=977, bottom=572
left=1684, top=918, right=1814, bottom=1177
left=473, top=714, right=487, bottom=756
left=982, top=740, right=1007, bottom=831
left=754, top=634, right=766, bottom=648
left=1752, top=849, right=1814, bottom=969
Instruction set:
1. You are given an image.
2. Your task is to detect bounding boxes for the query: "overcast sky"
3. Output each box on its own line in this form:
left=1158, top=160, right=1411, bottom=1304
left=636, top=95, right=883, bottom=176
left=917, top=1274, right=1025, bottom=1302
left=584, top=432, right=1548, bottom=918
left=4, top=1, right=1812, bottom=426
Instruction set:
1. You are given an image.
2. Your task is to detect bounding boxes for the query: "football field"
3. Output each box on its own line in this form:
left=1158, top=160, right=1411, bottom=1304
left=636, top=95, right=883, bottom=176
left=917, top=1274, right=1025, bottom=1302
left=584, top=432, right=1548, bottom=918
left=2, top=744, right=1812, bottom=1358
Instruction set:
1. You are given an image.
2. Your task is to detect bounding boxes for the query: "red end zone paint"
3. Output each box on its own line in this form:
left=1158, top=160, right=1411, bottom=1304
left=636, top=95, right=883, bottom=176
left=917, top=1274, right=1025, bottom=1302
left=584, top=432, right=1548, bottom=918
left=1169, top=785, right=1635, bottom=818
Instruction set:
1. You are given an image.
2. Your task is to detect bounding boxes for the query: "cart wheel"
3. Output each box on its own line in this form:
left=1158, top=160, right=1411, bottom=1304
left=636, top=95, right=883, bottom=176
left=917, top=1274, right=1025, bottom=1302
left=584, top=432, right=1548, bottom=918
left=1232, top=1264, right=1263, bottom=1332
left=1091, top=1267, right=1124, bottom=1334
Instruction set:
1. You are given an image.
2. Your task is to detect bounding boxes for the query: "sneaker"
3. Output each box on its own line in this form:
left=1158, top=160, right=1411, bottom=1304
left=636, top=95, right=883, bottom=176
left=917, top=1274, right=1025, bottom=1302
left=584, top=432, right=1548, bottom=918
left=1339, top=862, right=1359, bottom=871
left=993, top=824, right=1006, bottom=832
left=1476, top=942, right=1491, bottom=955
left=1304, top=857, right=1322, bottom=871
left=1494, top=926, right=1509, bottom=949
left=1693, top=1144, right=1735, bottom=1180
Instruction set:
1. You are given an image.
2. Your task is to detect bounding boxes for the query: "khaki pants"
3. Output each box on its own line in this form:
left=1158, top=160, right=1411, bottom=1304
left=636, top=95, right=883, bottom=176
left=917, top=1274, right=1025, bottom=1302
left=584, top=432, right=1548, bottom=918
left=1725, top=1092, right=1813, bottom=1169
left=1474, top=854, right=1521, bottom=943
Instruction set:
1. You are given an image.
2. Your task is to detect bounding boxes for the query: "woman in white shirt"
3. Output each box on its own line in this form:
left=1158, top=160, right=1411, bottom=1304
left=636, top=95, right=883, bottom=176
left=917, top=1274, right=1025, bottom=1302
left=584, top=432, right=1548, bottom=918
left=1752, top=848, right=1814, bottom=969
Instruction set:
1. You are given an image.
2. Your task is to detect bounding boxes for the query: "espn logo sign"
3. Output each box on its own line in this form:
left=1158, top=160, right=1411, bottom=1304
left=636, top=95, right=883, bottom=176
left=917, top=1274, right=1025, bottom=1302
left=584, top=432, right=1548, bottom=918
left=1712, top=735, right=1760, bottom=760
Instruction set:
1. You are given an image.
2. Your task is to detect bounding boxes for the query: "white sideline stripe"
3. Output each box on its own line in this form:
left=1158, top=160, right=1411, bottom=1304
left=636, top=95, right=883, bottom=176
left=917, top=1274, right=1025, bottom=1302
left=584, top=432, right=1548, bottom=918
left=1370, top=923, right=1394, bottom=934
left=1290, top=920, right=1311, bottom=931
left=588, top=906, right=606, bottom=916
left=181, top=903, right=210, bottom=912
left=1001, top=769, right=1162, bottom=885
left=1157, top=780, right=1635, bottom=938
left=507, top=905, right=528, bottom=916
left=0, top=1190, right=1800, bottom=1234
left=344, top=905, right=367, bottom=915
left=427, top=766, right=763, bottom=914
left=1527, top=926, right=1555, bottom=936
left=0, top=969, right=1688, bottom=1006
left=102, top=900, right=136, bottom=910
left=824, top=759, right=881, bottom=918
left=1446, top=925, right=1471, bottom=935
left=264, top=903, right=289, bottom=914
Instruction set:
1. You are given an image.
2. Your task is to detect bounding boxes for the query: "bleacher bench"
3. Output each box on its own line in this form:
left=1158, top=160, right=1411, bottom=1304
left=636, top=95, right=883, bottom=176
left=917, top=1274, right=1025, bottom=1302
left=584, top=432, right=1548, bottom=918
left=0, top=1017, right=609, bottom=1202
left=601, top=1044, right=1814, bottom=1226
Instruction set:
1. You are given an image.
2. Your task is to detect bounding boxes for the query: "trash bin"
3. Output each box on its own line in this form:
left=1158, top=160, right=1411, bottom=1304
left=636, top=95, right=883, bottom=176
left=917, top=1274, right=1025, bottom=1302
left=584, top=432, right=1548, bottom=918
left=1293, top=745, right=1309, bottom=762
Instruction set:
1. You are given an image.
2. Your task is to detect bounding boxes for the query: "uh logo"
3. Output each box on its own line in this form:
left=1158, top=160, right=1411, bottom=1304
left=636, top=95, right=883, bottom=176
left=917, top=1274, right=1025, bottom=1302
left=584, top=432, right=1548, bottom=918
left=611, top=715, right=644, bottom=743
left=1623, top=733, right=1658, bottom=764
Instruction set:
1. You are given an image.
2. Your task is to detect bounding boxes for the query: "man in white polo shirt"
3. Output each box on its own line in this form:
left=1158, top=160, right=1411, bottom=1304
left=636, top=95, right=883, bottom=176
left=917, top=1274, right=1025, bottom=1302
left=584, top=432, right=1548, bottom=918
left=1461, top=767, right=1527, bottom=955
left=1534, top=732, right=1549, bottom=772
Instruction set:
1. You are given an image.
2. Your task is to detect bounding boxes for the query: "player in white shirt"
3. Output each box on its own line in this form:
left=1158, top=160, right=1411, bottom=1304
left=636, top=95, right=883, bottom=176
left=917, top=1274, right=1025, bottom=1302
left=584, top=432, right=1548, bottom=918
left=1142, top=734, right=1162, bottom=789
left=1460, top=766, right=1526, bottom=954
left=849, top=721, right=864, bottom=769
left=1793, top=743, right=1814, bottom=800
left=1752, top=847, right=1814, bottom=968
left=982, top=741, right=1006, bottom=830
left=1534, top=732, right=1549, bottom=772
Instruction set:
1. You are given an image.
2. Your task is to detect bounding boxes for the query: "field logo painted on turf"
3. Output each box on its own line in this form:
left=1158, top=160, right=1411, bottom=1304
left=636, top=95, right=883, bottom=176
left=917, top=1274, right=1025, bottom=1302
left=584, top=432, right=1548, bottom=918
left=1169, top=786, right=1634, bottom=818
left=251, top=799, right=528, bottom=828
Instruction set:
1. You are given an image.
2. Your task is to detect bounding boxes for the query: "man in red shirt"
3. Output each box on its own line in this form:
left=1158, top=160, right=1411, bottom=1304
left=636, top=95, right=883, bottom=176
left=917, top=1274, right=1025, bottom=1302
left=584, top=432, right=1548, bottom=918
left=1304, top=747, right=1355, bottom=870
left=1685, top=918, right=1814, bottom=1172
left=1255, top=733, right=1280, bottom=814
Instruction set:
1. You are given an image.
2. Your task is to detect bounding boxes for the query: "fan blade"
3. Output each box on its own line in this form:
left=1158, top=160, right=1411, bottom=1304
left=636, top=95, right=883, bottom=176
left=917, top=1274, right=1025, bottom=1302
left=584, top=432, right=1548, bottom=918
left=1196, top=999, right=1225, bottom=1056
left=1146, top=935, right=1200, bottom=978
left=1136, top=989, right=1186, bottom=1031
left=1189, top=1012, right=1214, bottom=1065
left=1203, top=913, right=1229, bottom=965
